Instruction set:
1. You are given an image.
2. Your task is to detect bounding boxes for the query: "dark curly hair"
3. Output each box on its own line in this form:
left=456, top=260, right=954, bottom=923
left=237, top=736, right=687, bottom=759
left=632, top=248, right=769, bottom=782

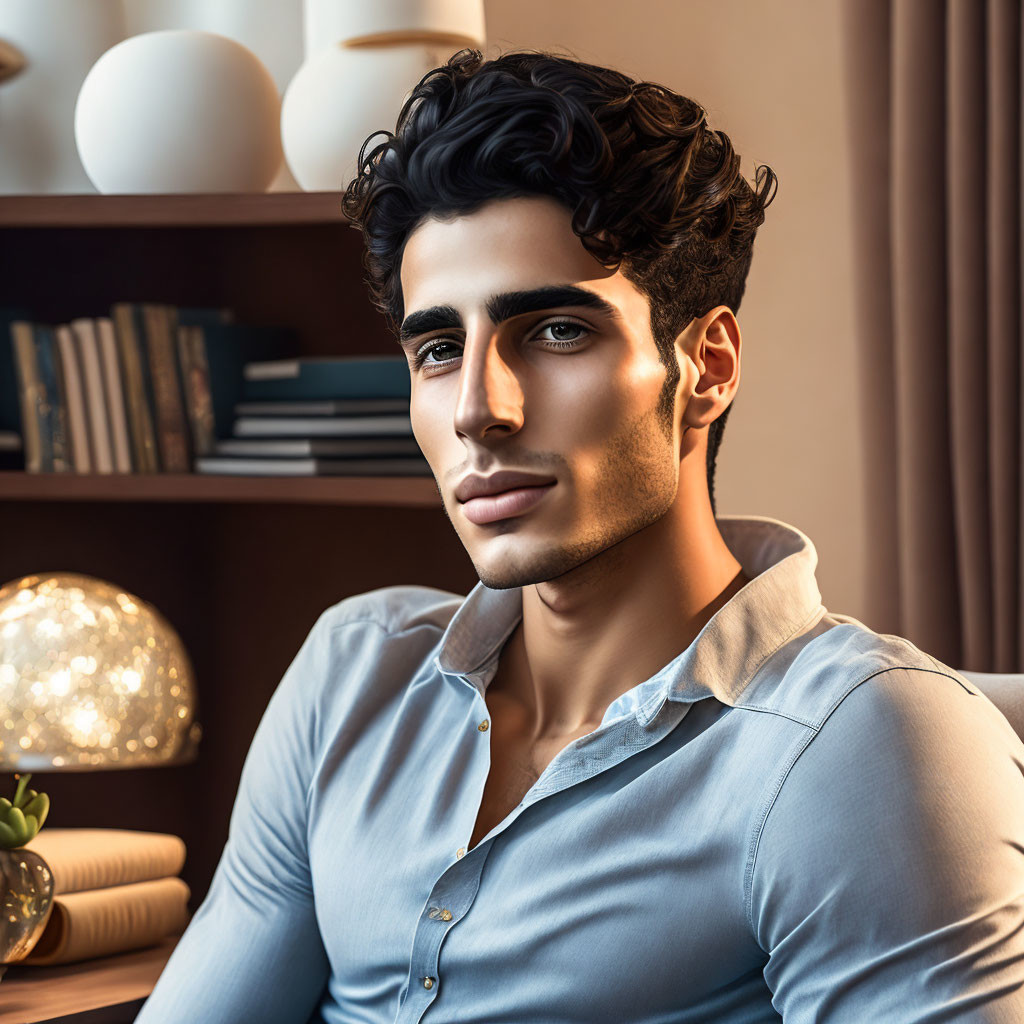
left=341, top=47, right=778, bottom=516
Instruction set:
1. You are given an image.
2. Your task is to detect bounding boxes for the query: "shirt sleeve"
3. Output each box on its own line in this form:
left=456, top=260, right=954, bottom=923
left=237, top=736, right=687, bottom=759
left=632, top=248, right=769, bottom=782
left=135, top=609, right=335, bottom=1024
left=749, top=665, right=1024, bottom=1022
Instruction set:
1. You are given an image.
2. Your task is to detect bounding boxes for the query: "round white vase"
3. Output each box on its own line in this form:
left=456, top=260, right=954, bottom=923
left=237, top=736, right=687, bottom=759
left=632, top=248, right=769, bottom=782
left=121, top=0, right=303, bottom=98
left=281, top=41, right=458, bottom=193
left=74, top=29, right=284, bottom=194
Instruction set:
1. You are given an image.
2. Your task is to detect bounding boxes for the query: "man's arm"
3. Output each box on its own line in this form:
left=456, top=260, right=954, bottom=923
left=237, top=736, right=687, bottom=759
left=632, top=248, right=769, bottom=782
left=749, top=665, right=1024, bottom=1021
left=135, top=610, right=334, bottom=1023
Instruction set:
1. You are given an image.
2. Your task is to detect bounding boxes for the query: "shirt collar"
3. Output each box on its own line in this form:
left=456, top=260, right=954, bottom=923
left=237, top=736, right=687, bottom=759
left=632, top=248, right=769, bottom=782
left=433, top=514, right=825, bottom=723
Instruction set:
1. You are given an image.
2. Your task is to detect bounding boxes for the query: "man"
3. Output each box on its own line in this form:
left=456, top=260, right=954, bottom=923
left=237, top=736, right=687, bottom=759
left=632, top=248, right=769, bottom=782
left=137, top=48, right=1024, bottom=1022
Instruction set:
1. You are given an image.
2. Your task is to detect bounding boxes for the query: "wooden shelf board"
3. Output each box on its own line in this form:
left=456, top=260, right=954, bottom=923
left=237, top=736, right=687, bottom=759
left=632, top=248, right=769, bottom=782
left=0, top=192, right=351, bottom=228
left=0, top=472, right=441, bottom=506
left=0, top=927, right=185, bottom=1024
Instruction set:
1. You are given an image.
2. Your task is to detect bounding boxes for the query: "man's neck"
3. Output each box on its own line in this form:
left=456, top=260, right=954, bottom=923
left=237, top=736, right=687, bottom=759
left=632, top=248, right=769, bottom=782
left=487, top=515, right=752, bottom=742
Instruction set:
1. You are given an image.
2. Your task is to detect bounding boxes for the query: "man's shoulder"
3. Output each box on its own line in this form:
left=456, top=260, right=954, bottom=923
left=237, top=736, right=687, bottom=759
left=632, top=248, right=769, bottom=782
left=746, top=626, right=1012, bottom=907
left=315, top=583, right=467, bottom=639
left=740, top=613, right=977, bottom=731
left=295, top=586, right=468, bottom=727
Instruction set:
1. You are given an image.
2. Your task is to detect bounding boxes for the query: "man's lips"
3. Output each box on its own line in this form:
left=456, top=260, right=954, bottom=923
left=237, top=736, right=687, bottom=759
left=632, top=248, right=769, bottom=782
left=454, top=470, right=557, bottom=502
left=460, top=482, right=557, bottom=525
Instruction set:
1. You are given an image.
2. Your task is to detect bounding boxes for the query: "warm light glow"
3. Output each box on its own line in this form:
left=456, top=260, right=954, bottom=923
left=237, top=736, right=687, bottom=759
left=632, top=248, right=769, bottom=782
left=0, top=572, right=201, bottom=771
left=47, top=669, right=71, bottom=697
left=120, top=669, right=142, bottom=692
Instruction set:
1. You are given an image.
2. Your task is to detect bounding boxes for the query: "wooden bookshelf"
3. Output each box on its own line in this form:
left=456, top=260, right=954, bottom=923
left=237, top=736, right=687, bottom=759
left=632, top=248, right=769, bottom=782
left=0, top=190, right=351, bottom=227
left=0, top=470, right=441, bottom=505
left=0, top=192, right=480, bottom=957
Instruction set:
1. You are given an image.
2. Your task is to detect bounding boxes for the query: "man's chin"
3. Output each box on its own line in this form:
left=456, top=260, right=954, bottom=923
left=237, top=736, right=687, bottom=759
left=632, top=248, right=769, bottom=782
left=473, top=564, right=544, bottom=591
left=470, top=542, right=598, bottom=591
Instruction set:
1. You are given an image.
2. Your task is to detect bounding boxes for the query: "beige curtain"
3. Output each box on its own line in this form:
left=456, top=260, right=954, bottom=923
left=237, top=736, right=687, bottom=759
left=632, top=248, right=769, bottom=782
left=841, top=0, right=1022, bottom=672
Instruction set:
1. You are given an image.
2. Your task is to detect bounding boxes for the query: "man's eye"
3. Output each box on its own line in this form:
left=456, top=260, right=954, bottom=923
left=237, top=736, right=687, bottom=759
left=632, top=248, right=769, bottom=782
left=413, top=339, right=461, bottom=367
left=535, top=321, right=588, bottom=344
left=412, top=319, right=590, bottom=370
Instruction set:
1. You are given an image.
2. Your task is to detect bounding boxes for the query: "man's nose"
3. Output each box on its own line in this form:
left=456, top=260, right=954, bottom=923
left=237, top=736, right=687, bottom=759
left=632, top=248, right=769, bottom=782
left=452, top=330, right=525, bottom=441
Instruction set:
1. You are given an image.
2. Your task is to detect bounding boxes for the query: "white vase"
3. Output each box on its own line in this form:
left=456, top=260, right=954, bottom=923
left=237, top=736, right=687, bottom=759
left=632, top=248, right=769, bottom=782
left=119, top=0, right=303, bottom=193
left=75, top=30, right=283, bottom=195
left=303, top=0, right=484, bottom=58
left=122, top=0, right=303, bottom=96
left=0, top=0, right=127, bottom=194
left=281, top=40, right=458, bottom=193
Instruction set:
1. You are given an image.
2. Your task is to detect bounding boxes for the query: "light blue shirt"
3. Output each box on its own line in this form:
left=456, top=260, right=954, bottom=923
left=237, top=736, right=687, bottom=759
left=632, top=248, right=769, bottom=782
left=135, top=514, right=1024, bottom=1023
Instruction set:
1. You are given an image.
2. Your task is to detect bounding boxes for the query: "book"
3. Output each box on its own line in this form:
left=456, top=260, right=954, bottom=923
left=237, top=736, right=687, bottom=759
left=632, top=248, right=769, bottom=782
left=31, top=324, right=71, bottom=472
left=112, top=303, right=247, bottom=472
left=95, top=317, right=133, bottom=473
left=1, top=305, right=33, bottom=435
left=233, top=413, right=413, bottom=438
left=186, top=321, right=299, bottom=445
left=194, top=455, right=433, bottom=476
left=47, top=325, right=73, bottom=472
left=8, top=320, right=44, bottom=473
left=22, top=828, right=186, bottom=894
left=167, top=307, right=236, bottom=461
left=55, top=324, right=93, bottom=473
left=234, top=397, right=410, bottom=417
left=19, top=877, right=190, bottom=967
left=214, top=437, right=423, bottom=458
left=177, top=324, right=216, bottom=458
left=242, top=355, right=410, bottom=401
left=17, top=828, right=191, bottom=966
left=132, top=303, right=162, bottom=470
left=142, top=303, right=191, bottom=472
left=70, top=318, right=115, bottom=474
left=111, top=302, right=160, bottom=473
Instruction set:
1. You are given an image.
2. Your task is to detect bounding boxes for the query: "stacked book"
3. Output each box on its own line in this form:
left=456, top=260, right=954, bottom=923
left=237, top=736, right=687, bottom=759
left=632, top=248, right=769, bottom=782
left=194, top=353, right=432, bottom=477
left=2, top=302, right=297, bottom=474
left=3, top=303, right=433, bottom=477
left=18, top=828, right=190, bottom=966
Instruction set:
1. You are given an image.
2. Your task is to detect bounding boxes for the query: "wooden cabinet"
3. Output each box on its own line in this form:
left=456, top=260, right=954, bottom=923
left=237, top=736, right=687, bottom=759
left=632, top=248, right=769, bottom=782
left=0, top=193, right=479, bottom=911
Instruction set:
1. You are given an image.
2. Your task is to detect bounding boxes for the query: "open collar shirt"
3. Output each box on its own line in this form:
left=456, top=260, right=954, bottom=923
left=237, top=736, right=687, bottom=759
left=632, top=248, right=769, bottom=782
left=136, top=514, right=1024, bottom=1023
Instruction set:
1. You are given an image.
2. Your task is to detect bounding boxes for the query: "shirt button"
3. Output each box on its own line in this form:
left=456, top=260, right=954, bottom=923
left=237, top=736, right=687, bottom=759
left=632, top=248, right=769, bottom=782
left=456, top=847, right=466, bottom=859
left=478, top=719, right=489, bottom=731
left=440, top=909, right=453, bottom=921
left=423, top=977, right=435, bottom=989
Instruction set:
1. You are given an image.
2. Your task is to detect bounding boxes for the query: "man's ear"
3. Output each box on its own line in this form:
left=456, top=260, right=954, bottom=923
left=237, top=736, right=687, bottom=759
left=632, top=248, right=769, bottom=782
left=678, top=306, right=741, bottom=433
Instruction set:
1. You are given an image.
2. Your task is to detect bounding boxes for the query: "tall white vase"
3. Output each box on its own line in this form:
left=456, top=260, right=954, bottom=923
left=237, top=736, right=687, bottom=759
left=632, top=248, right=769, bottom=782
left=303, top=0, right=484, bottom=57
left=0, top=0, right=127, bottom=194
left=281, top=41, right=458, bottom=193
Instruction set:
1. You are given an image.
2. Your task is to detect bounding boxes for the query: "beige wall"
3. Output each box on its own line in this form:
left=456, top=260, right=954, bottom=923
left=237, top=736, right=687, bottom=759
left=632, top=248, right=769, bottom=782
left=481, top=0, right=871, bottom=624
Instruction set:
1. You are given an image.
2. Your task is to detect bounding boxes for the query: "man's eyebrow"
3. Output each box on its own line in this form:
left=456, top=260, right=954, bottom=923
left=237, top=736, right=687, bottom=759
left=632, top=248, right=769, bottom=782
left=398, top=285, right=622, bottom=345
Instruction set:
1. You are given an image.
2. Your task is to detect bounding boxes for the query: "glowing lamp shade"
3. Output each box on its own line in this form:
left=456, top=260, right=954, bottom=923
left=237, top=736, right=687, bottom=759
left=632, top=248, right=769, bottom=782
left=0, top=573, right=202, bottom=772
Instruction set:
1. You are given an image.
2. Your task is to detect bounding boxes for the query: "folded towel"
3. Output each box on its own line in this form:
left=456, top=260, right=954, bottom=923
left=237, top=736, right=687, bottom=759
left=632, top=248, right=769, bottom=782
left=18, top=875, right=191, bottom=966
left=21, top=828, right=186, bottom=894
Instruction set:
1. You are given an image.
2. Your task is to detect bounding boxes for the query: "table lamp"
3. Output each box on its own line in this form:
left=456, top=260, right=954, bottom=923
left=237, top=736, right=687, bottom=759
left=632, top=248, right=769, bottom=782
left=0, top=572, right=201, bottom=771
left=0, top=571, right=201, bottom=977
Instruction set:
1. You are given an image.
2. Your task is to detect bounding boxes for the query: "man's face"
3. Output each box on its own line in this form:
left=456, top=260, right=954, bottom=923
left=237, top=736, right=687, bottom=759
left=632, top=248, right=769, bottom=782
left=398, top=195, right=695, bottom=590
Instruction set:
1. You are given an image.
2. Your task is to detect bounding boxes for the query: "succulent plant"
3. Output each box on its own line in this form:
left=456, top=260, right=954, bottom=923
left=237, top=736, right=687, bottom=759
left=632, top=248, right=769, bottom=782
left=0, top=774, right=50, bottom=850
